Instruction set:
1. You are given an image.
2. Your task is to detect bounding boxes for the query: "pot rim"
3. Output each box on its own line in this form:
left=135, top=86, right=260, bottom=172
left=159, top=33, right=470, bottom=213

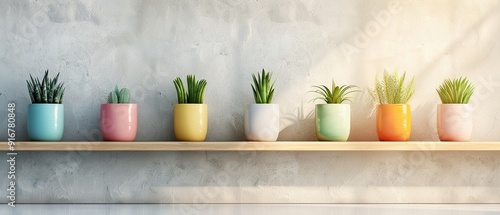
left=377, top=104, right=410, bottom=106
left=437, top=103, right=472, bottom=106
left=101, top=103, right=137, bottom=106
left=29, top=103, right=64, bottom=105
left=247, top=103, right=279, bottom=106
left=174, top=103, right=207, bottom=106
left=315, top=103, right=350, bottom=106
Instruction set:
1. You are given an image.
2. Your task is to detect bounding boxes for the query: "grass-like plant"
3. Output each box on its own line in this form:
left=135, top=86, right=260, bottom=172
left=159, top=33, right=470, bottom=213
left=310, top=80, right=359, bottom=104
left=108, top=85, right=130, bottom=103
left=26, top=70, right=65, bottom=104
left=173, top=75, right=207, bottom=104
left=436, top=77, right=474, bottom=104
left=370, top=69, right=415, bottom=104
left=251, top=69, right=275, bottom=104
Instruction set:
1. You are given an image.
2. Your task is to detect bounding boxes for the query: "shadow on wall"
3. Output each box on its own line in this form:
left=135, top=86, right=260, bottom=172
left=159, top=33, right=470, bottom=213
left=349, top=89, right=378, bottom=141
left=411, top=101, right=440, bottom=141
left=278, top=103, right=316, bottom=141
left=281, top=90, right=451, bottom=141
left=277, top=89, right=382, bottom=141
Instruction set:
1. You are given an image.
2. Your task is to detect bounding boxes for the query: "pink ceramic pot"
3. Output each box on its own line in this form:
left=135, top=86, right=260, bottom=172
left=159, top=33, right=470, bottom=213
left=100, top=104, right=137, bottom=141
left=437, top=104, right=473, bottom=141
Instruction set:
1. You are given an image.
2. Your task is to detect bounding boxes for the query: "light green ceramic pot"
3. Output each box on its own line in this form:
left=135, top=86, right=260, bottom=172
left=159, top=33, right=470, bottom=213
left=315, top=104, right=350, bottom=141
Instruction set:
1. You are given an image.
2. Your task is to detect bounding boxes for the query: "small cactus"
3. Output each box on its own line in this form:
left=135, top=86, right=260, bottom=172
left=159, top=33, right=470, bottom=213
left=108, top=91, right=118, bottom=103
left=107, top=84, right=130, bottom=104
left=119, top=88, right=130, bottom=103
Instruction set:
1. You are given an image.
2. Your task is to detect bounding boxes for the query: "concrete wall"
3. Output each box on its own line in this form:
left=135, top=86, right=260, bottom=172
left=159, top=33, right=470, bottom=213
left=1, top=0, right=500, bottom=204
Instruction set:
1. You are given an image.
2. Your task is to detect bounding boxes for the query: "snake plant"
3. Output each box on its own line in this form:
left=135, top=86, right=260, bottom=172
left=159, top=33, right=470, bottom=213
left=26, top=70, right=65, bottom=104
left=173, top=75, right=207, bottom=104
left=251, top=69, right=276, bottom=104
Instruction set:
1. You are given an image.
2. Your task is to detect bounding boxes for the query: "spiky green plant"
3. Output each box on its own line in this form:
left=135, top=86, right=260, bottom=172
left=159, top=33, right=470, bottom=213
left=310, top=80, right=359, bottom=104
left=436, top=77, right=474, bottom=104
left=173, top=75, right=207, bottom=104
left=251, top=69, right=276, bottom=104
left=107, top=85, right=130, bottom=103
left=26, top=70, right=65, bottom=104
left=370, top=69, right=415, bottom=104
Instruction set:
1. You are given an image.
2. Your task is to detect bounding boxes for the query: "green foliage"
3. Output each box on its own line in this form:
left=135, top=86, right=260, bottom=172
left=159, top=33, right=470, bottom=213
left=26, top=70, right=65, bottom=104
left=436, top=77, right=474, bottom=104
left=107, top=84, right=130, bottom=103
left=370, top=69, right=415, bottom=104
left=173, top=75, right=207, bottom=104
left=310, top=80, right=359, bottom=104
left=251, top=69, right=276, bottom=104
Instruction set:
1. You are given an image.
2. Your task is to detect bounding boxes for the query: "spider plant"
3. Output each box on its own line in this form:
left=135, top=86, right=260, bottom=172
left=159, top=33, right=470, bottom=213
left=310, top=80, right=358, bottom=104
left=436, top=77, right=474, bottom=104
left=173, top=75, right=207, bottom=104
left=370, top=69, right=415, bottom=104
left=251, top=69, right=275, bottom=104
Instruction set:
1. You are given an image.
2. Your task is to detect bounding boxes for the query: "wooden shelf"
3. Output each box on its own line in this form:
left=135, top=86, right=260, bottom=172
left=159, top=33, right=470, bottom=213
left=2, top=141, right=500, bottom=151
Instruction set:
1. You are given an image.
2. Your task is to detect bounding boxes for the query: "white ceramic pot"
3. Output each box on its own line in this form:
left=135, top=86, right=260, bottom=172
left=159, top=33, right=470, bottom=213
left=437, top=104, right=473, bottom=141
left=244, top=104, right=280, bottom=141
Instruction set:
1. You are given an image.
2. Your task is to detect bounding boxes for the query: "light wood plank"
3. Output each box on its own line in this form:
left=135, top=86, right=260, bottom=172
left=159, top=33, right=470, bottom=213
left=2, top=141, right=500, bottom=151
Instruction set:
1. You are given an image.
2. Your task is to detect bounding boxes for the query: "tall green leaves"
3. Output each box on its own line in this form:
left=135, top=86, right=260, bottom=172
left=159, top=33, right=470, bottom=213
left=310, top=80, right=358, bottom=104
left=26, top=70, right=65, bottom=104
left=370, top=69, right=415, bottom=104
left=251, top=69, right=276, bottom=104
left=173, top=75, right=207, bottom=104
left=437, top=77, right=474, bottom=104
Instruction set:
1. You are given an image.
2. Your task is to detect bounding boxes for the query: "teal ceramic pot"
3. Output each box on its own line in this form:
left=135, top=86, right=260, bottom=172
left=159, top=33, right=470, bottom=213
left=315, top=104, right=350, bottom=141
left=27, top=104, right=64, bottom=141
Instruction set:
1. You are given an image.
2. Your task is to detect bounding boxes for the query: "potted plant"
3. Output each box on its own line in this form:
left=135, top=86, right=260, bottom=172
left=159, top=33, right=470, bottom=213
left=370, top=70, right=415, bottom=141
left=173, top=75, right=208, bottom=141
left=310, top=80, right=358, bottom=141
left=26, top=70, right=66, bottom=141
left=244, top=69, right=279, bottom=141
left=100, top=85, right=137, bottom=141
left=436, top=77, right=474, bottom=141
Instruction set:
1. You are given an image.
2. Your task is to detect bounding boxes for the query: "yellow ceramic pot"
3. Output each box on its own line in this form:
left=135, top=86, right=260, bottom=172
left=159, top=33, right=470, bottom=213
left=174, top=104, right=208, bottom=141
left=376, top=104, right=411, bottom=141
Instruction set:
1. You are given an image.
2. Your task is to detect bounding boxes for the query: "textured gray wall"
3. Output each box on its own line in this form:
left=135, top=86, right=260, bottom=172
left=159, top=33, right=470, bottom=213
left=2, top=151, right=500, bottom=203
left=1, top=0, right=500, bottom=203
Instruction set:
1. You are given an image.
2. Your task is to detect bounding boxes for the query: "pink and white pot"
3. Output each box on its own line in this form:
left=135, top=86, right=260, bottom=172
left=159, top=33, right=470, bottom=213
left=437, top=104, right=473, bottom=141
left=100, top=104, right=138, bottom=141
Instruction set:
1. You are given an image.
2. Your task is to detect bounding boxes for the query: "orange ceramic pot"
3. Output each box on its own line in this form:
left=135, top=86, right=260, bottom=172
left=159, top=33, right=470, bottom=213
left=376, top=104, right=411, bottom=141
